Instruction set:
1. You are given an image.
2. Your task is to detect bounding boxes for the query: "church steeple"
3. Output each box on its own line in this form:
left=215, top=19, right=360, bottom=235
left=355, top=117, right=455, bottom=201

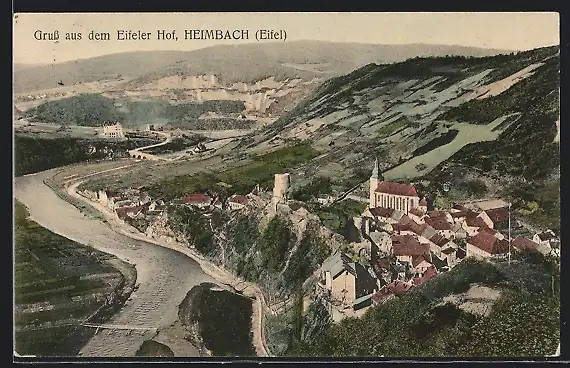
left=371, top=158, right=379, bottom=179
left=369, top=158, right=381, bottom=208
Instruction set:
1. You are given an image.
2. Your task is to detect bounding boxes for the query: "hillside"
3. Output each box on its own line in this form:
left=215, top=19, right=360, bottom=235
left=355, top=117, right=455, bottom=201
left=24, top=94, right=246, bottom=128
left=14, top=41, right=509, bottom=93
left=14, top=51, right=194, bottom=93
left=239, top=45, right=559, bottom=230
left=290, top=256, right=559, bottom=357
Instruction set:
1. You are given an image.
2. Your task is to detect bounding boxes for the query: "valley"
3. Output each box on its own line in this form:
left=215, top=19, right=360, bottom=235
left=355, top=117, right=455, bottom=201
left=13, top=39, right=560, bottom=359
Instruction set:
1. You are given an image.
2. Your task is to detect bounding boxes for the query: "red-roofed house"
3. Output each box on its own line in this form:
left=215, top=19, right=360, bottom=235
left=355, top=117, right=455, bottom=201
left=115, top=205, right=144, bottom=222
left=392, top=234, right=431, bottom=265
left=228, top=194, right=249, bottom=210
left=440, top=246, right=458, bottom=267
left=424, top=217, right=454, bottom=238
left=478, top=225, right=505, bottom=240
left=183, top=194, right=212, bottom=208
left=429, top=233, right=453, bottom=257
left=408, top=207, right=426, bottom=224
left=511, top=237, right=540, bottom=253
left=483, top=207, right=510, bottom=228
left=371, top=279, right=413, bottom=304
left=369, top=160, right=421, bottom=214
left=466, top=231, right=509, bottom=260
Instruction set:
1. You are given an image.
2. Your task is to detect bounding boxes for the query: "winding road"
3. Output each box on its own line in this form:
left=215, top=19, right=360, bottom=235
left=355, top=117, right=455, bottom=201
left=128, top=131, right=171, bottom=160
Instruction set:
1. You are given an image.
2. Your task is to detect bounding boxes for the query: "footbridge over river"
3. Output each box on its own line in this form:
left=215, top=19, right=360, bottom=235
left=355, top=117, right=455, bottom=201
left=81, top=323, right=158, bottom=334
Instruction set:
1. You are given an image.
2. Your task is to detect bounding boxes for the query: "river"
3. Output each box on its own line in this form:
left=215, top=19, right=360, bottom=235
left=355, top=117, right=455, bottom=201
left=14, top=169, right=215, bottom=357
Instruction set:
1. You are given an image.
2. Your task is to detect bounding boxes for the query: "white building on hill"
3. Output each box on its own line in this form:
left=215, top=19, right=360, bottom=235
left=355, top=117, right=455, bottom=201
left=102, top=122, right=124, bottom=138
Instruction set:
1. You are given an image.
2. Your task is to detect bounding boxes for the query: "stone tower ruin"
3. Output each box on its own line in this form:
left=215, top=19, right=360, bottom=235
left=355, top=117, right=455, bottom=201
left=272, top=173, right=290, bottom=208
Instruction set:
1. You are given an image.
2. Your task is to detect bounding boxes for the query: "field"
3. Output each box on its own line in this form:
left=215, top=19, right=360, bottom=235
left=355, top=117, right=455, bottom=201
left=14, top=200, right=134, bottom=356
left=383, top=115, right=518, bottom=180
left=146, top=142, right=320, bottom=200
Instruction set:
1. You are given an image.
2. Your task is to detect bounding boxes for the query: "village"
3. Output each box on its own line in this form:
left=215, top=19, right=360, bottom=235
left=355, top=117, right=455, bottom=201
left=76, top=158, right=561, bottom=323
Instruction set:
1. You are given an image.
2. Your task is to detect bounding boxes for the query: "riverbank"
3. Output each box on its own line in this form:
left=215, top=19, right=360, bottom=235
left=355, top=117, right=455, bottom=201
left=15, top=171, right=216, bottom=357
left=62, top=173, right=271, bottom=357
left=14, top=200, right=137, bottom=356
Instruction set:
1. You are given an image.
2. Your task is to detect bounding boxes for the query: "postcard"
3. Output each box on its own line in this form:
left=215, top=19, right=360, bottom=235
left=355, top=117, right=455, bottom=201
left=13, top=12, right=560, bottom=360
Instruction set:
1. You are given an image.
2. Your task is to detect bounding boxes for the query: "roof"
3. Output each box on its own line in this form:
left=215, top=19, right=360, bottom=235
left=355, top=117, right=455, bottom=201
left=322, top=252, right=356, bottom=278
left=484, top=207, right=510, bottom=224
left=409, top=207, right=425, bottom=217
left=467, top=232, right=509, bottom=255
left=424, top=217, right=452, bottom=231
left=391, top=210, right=405, bottom=221
left=375, top=181, right=419, bottom=197
left=371, top=287, right=395, bottom=304
left=413, top=265, right=437, bottom=286
left=430, top=253, right=449, bottom=270
left=427, top=210, right=448, bottom=218
left=412, top=255, right=431, bottom=268
left=367, top=207, right=395, bottom=218
left=456, top=247, right=467, bottom=259
left=450, top=210, right=478, bottom=218
left=429, top=233, right=450, bottom=247
left=512, top=237, right=540, bottom=252
left=465, top=216, right=487, bottom=228
left=419, top=198, right=428, bottom=206
left=115, top=205, right=143, bottom=219
left=441, top=247, right=456, bottom=255
left=386, top=280, right=413, bottom=296
left=396, top=216, right=430, bottom=236
left=479, top=226, right=497, bottom=236
left=536, top=231, right=556, bottom=241
left=183, top=194, right=212, bottom=204
left=229, top=194, right=249, bottom=205
left=392, top=234, right=430, bottom=257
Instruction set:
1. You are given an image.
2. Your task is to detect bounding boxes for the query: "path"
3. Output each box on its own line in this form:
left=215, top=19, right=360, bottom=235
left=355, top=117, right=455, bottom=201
left=128, top=131, right=171, bottom=161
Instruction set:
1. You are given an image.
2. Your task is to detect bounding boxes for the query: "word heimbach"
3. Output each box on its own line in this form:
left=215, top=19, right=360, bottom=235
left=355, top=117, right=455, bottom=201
left=182, top=29, right=286, bottom=41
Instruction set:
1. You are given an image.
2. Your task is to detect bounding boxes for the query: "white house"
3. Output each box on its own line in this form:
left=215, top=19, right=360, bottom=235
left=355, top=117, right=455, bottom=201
left=533, top=230, right=558, bottom=249
left=228, top=194, right=250, bottom=210
left=466, top=231, right=509, bottom=260
left=317, top=252, right=378, bottom=310
left=102, top=122, right=125, bottom=138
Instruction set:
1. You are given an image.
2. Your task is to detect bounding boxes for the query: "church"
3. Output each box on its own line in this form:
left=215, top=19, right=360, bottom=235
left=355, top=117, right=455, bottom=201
left=368, top=159, right=426, bottom=214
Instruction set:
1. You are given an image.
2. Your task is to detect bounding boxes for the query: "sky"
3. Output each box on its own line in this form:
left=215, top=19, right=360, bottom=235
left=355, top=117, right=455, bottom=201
left=13, top=12, right=560, bottom=65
